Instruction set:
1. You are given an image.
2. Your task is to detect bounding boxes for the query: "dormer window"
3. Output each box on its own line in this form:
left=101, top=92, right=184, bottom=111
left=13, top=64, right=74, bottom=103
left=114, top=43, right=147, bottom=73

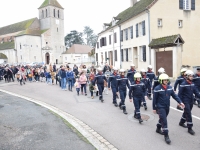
left=112, top=20, right=116, bottom=26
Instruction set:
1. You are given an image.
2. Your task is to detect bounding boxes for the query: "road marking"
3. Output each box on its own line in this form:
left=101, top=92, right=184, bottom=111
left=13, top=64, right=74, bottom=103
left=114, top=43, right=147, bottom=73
left=0, top=89, right=118, bottom=150
left=170, top=106, right=200, bottom=121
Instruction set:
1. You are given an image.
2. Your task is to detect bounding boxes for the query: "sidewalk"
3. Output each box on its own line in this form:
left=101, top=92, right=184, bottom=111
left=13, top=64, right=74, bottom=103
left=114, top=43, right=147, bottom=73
left=0, top=92, right=95, bottom=150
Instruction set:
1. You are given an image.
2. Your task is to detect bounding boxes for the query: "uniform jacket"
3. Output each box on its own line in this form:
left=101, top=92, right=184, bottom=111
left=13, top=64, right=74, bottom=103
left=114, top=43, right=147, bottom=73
left=146, top=71, right=156, bottom=83
left=178, top=80, right=200, bottom=104
left=153, top=84, right=182, bottom=110
left=174, top=75, right=185, bottom=91
left=193, top=74, right=200, bottom=91
left=129, top=81, right=146, bottom=99
left=116, top=76, right=130, bottom=92
left=108, top=73, right=120, bottom=88
left=93, top=73, right=107, bottom=85
left=153, top=75, right=171, bottom=90
left=126, top=69, right=136, bottom=82
left=141, top=76, right=151, bottom=90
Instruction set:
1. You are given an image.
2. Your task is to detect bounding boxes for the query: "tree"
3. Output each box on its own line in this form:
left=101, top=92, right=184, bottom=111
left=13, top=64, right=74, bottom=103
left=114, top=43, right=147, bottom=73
left=65, top=30, right=84, bottom=48
left=83, top=26, right=98, bottom=47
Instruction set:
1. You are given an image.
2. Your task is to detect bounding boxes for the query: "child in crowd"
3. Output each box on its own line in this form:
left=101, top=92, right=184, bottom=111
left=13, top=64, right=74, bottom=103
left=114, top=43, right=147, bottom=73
left=74, top=78, right=81, bottom=96
left=46, top=70, right=52, bottom=85
left=89, top=81, right=95, bottom=99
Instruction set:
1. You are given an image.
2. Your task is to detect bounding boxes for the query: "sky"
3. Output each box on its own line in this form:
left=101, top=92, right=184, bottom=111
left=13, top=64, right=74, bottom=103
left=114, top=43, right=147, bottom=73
left=0, top=0, right=130, bottom=35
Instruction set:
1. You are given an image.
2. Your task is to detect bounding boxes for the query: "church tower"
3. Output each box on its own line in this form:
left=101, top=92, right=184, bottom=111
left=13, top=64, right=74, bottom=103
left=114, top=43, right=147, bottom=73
left=38, top=0, right=65, bottom=64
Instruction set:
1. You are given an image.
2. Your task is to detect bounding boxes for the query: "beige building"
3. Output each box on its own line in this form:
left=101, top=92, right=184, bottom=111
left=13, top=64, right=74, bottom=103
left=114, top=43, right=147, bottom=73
left=0, top=0, right=65, bottom=65
left=96, top=0, right=198, bottom=77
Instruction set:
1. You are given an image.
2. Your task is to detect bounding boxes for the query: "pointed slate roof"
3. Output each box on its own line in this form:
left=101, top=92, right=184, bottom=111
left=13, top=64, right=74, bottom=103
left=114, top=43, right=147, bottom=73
left=0, top=18, right=37, bottom=36
left=39, top=0, right=64, bottom=9
left=149, top=34, right=185, bottom=49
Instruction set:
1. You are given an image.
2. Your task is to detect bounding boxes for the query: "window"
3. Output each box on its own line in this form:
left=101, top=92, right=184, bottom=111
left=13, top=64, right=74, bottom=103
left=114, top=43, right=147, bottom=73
left=126, top=49, right=128, bottom=62
left=136, top=24, right=139, bottom=37
left=121, top=49, right=124, bottom=62
left=142, top=21, right=146, bottom=36
left=140, top=45, right=146, bottom=62
left=179, top=0, right=195, bottom=10
left=114, top=33, right=117, bottom=43
left=130, top=26, right=133, bottom=39
left=97, top=42, right=99, bottom=49
left=120, top=30, right=123, bottom=41
left=96, top=53, right=98, bottom=61
left=46, top=42, right=48, bottom=44
left=179, top=20, right=183, bottom=28
left=46, top=9, right=48, bottom=17
left=100, top=37, right=107, bottom=46
left=125, top=29, right=128, bottom=40
left=158, top=19, right=162, bottom=27
left=109, top=35, right=112, bottom=45
left=54, top=9, right=56, bottom=17
left=114, top=50, right=117, bottom=61
left=42, top=10, right=44, bottom=18
left=105, top=52, right=107, bottom=61
left=58, top=10, right=60, bottom=18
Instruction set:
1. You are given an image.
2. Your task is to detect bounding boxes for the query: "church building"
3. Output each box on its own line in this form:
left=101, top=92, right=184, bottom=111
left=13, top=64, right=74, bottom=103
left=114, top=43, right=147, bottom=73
left=0, top=0, right=65, bottom=64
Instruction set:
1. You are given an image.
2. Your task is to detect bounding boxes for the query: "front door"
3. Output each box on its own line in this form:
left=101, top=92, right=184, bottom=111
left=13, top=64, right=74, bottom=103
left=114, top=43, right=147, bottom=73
left=45, top=53, right=50, bottom=65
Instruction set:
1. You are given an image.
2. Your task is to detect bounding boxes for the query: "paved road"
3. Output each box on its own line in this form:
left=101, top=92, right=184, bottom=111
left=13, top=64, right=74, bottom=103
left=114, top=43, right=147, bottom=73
left=0, top=91, right=95, bottom=150
left=0, top=81, right=200, bottom=150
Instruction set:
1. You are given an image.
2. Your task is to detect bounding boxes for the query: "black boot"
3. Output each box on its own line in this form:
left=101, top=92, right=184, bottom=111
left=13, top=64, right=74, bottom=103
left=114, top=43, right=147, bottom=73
left=123, top=107, right=128, bottom=115
left=119, top=102, right=122, bottom=110
left=156, top=128, right=164, bottom=135
left=139, top=118, right=143, bottom=124
left=101, top=96, right=104, bottom=103
left=179, top=122, right=187, bottom=128
left=113, top=102, right=118, bottom=107
left=188, top=128, right=195, bottom=135
left=164, top=135, right=171, bottom=144
left=144, top=105, right=147, bottom=110
left=177, top=105, right=183, bottom=111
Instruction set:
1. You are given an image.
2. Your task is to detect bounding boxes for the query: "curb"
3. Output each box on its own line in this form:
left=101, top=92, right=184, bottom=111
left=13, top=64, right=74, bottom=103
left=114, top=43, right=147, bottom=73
left=0, top=89, right=118, bottom=150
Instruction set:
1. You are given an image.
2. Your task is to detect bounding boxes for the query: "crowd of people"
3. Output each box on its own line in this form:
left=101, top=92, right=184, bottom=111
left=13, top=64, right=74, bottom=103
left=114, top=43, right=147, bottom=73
left=0, top=62, right=200, bottom=144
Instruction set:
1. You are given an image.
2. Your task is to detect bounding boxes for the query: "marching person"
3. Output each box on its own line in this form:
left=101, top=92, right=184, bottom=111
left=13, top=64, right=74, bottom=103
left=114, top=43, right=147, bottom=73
left=146, top=65, right=156, bottom=100
left=116, top=69, right=130, bottom=114
left=153, top=73, right=185, bottom=144
left=93, top=67, right=107, bottom=102
left=193, top=67, right=200, bottom=108
left=108, top=67, right=120, bottom=107
left=129, top=72, right=146, bottom=123
left=127, top=64, right=136, bottom=83
left=174, top=68, right=187, bottom=110
left=178, top=70, right=200, bottom=135
left=153, top=67, right=166, bottom=90
left=140, top=69, right=151, bottom=110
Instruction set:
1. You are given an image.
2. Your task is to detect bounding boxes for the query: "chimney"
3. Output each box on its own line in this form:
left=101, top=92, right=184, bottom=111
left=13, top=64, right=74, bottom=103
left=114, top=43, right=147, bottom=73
left=130, top=0, right=139, bottom=7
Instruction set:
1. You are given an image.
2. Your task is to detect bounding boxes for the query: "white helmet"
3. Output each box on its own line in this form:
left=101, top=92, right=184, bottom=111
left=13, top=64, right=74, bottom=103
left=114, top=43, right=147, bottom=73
left=113, top=67, right=118, bottom=71
left=180, top=68, right=187, bottom=73
left=185, top=70, right=194, bottom=77
left=119, top=69, right=125, bottom=73
left=97, top=67, right=103, bottom=71
left=158, top=67, right=165, bottom=73
left=140, top=69, right=146, bottom=73
left=130, top=64, right=135, bottom=67
left=148, top=65, right=153, bottom=69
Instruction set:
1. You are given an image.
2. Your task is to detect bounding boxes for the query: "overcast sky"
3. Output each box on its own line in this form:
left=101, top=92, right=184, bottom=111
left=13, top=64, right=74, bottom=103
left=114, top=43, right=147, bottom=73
left=0, top=0, right=130, bottom=35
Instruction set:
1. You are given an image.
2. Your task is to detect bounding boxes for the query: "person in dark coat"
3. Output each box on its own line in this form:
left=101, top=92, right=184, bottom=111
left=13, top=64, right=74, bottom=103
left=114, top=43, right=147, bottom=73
left=127, top=64, right=136, bottom=83
left=193, top=67, right=200, bottom=107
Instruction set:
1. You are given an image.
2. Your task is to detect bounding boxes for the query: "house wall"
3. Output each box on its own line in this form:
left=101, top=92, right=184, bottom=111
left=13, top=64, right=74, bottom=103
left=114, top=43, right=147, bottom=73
left=0, top=49, right=16, bottom=63
left=150, top=0, right=200, bottom=75
left=15, top=35, right=42, bottom=63
left=120, top=12, right=150, bottom=71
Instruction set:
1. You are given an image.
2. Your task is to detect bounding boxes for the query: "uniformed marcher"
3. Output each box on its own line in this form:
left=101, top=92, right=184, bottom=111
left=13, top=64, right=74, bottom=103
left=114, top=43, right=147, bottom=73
left=178, top=70, right=200, bottom=135
left=108, top=67, right=120, bottom=107
left=140, top=69, right=151, bottom=110
left=153, top=73, right=185, bottom=144
left=129, top=72, right=146, bottom=123
left=93, top=67, right=107, bottom=102
left=153, top=67, right=166, bottom=90
left=127, top=64, right=136, bottom=83
left=146, top=65, right=156, bottom=100
left=193, top=67, right=200, bottom=108
left=116, top=69, right=130, bottom=114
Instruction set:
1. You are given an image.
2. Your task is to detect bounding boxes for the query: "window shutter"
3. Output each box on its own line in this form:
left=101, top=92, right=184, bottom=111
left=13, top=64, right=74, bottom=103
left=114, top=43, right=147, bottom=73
left=179, top=0, right=183, bottom=9
left=105, top=37, right=107, bottom=46
left=97, top=42, right=99, bottom=49
left=143, top=46, right=146, bottom=62
left=96, top=53, right=98, bottom=61
left=191, top=0, right=195, bottom=10
left=114, top=33, right=117, bottom=43
left=126, top=49, right=128, bottom=61
left=120, top=30, right=123, bottom=41
left=142, top=21, right=146, bottom=36
left=105, top=52, right=107, bottom=61
left=109, top=35, right=111, bottom=45
left=136, top=24, right=139, bottom=38
left=121, top=49, right=124, bottom=62
left=100, top=39, right=102, bottom=47
left=131, top=26, right=133, bottom=39
left=115, top=50, right=117, bottom=61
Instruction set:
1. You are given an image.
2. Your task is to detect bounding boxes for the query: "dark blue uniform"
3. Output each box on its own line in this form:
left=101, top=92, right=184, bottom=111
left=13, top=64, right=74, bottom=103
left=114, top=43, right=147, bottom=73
left=178, top=81, right=200, bottom=128
left=193, top=74, right=200, bottom=104
left=126, top=69, right=136, bottom=82
left=153, top=84, right=182, bottom=135
left=129, top=81, right=146, bottom=119
left=141, top=76, right=151, bottom=104
left=116, top=77, right=130, bottom=110
left=174, top=75, right=185, bottom=91
left=108, top=74, right=120, bottom=104
left=153, top=75, right=170, bottom=90
left=146, top=71, right=156, bottom=97
left=93, top=73, right=107, bottom=100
